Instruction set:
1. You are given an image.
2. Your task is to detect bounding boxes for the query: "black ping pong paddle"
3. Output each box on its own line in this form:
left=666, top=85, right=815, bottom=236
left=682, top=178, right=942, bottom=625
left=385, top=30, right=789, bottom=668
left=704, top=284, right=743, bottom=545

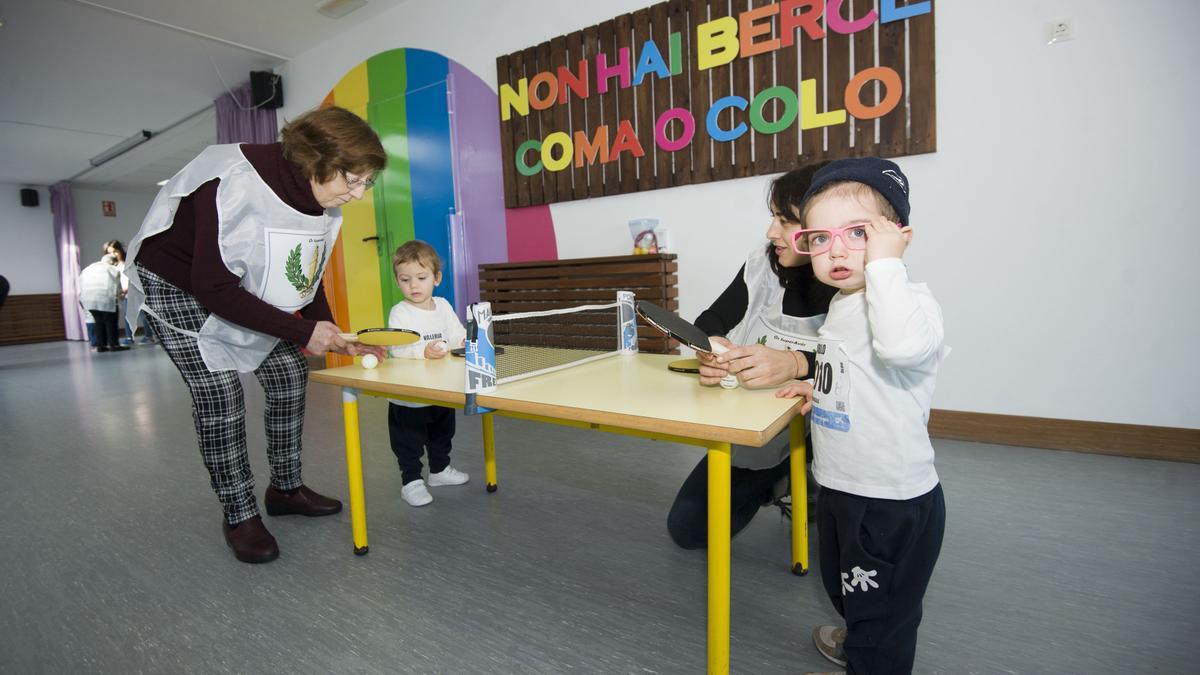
left=635, top=300, right=738, bottom=388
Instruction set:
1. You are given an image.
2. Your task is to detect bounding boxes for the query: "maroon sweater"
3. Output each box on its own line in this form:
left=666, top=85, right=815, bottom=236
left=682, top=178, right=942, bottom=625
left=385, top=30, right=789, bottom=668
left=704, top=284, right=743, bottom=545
left=137, top=143, right=333, bottom=346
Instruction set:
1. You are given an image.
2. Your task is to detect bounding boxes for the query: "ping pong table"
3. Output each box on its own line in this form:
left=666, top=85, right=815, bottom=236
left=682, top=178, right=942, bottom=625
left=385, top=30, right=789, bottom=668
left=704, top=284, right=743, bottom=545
left=310, top=349, right=808, bottom=674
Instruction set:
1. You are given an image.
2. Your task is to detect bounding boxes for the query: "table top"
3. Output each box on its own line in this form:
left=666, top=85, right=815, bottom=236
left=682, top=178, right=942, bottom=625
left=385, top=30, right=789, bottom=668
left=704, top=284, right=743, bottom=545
left=310, top=351, right=801, bottom=446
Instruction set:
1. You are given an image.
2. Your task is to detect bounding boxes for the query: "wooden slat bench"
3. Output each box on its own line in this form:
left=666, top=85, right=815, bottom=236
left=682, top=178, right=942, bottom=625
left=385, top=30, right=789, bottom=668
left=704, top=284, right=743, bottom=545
left=478, top=254, right=679, bottom=353
left=0, top=294, right=67, bottom=346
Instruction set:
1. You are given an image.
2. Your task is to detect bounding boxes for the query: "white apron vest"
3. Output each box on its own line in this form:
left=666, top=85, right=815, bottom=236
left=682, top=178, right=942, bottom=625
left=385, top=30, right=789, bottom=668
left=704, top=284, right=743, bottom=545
left=125, top=144, right=342, bottom=373
left=725, top=246, right=828, bottom=469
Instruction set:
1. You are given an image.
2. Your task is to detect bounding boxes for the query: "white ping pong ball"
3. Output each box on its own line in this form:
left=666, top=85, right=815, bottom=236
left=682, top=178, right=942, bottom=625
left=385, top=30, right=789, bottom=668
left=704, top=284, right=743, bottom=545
left=361, top=354, right=379, bottom=369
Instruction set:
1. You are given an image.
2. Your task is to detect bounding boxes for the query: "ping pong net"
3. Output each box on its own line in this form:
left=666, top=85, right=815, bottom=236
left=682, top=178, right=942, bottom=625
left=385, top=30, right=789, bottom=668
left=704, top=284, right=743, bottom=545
left=463, top=293, right=639, bottom=411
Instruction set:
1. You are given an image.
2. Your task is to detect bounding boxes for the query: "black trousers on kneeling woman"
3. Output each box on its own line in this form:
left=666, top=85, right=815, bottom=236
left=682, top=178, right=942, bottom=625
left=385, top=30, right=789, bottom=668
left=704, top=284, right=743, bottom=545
left=666, top=454, right=791, bottom=550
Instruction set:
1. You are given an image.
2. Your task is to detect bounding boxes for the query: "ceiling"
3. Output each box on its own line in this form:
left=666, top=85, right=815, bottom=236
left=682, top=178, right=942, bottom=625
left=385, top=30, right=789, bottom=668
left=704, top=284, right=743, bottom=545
left=0, top=0, right=408, bottom=192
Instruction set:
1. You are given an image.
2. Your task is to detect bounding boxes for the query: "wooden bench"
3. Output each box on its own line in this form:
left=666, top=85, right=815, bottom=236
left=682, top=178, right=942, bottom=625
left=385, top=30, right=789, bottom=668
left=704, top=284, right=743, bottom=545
left=0, top=294, right=66, bottom=346
left=478, top=254, right=678, bottom=353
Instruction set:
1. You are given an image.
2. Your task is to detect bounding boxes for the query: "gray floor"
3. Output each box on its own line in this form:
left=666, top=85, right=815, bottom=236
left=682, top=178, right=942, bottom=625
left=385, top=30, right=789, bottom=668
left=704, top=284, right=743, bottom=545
left=1, top=340, right=1198, bottom=674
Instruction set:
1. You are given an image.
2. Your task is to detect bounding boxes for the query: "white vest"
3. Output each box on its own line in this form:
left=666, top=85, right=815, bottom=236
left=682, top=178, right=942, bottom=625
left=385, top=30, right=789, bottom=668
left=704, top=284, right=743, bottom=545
left=726, top=246, right=828, bottom=469
left=125, top=145, right=342, bottom=372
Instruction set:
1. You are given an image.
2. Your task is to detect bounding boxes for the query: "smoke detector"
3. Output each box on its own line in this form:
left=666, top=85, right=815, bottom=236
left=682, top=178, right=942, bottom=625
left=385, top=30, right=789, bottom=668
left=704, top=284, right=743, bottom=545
left=316, top=0, right=367, bottom=19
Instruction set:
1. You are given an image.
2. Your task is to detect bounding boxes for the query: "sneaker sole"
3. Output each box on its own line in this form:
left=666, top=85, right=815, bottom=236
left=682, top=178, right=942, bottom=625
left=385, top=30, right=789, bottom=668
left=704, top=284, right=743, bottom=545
left=812, top=626, right=848, bottom=667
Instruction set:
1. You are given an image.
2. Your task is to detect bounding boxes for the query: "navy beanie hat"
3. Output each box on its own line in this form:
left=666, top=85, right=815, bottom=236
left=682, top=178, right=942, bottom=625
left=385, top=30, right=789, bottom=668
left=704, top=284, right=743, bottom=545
left=802, top=157, right=911, bottom=225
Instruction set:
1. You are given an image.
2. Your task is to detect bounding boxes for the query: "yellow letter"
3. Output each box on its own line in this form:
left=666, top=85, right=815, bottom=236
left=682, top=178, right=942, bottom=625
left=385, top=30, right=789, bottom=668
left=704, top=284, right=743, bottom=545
left=696, top=16, right=739, bottom=71
left=499, top=78, right=529, bottom=122
left=800, top=78, right=846, bottom=130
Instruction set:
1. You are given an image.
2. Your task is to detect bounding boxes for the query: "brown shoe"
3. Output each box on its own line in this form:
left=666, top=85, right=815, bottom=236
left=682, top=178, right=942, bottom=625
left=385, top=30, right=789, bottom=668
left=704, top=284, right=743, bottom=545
left=264, top=485, right=343, bottom=517
left=222, top=516, right=279, bottom=564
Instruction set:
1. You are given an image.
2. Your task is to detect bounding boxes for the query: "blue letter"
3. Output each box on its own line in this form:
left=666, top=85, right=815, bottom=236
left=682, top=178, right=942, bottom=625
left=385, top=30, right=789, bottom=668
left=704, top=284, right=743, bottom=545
left=881, top=0, right=931, bottom=23
left=706, top=96, right=748, bottom=142
left=633, top=40, right=671, bottom=86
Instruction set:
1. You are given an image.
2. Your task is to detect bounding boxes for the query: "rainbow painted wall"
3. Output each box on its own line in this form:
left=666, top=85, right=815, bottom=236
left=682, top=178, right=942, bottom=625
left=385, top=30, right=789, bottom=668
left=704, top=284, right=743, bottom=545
left=319, top=48, right=556, bottom=367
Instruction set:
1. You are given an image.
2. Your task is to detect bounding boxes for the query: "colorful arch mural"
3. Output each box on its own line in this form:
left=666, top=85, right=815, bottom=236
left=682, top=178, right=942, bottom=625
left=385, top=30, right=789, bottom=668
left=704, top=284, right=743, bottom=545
left=319, top=48, right=556, bottom=366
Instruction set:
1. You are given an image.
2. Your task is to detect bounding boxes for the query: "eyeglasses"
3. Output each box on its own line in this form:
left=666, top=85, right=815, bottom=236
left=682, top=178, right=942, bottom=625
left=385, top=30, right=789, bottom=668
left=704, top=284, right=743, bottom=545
left=342, top=170, right=376, bottom=190
left=789, top=222, right=889, bottom=256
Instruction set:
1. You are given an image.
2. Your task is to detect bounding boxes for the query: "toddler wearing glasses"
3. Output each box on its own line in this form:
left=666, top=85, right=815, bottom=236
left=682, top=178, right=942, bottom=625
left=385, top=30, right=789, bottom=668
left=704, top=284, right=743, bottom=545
left=776, top=157, right=947, bottom=674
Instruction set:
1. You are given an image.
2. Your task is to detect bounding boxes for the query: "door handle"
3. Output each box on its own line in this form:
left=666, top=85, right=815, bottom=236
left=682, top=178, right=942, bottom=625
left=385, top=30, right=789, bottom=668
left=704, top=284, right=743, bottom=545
left=362, top=236, right=379, bottom=243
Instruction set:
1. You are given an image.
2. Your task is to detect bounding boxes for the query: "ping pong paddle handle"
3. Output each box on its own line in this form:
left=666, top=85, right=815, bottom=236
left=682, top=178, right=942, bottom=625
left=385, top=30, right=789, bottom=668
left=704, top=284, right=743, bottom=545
left=708, top=342, right=739, bottom=389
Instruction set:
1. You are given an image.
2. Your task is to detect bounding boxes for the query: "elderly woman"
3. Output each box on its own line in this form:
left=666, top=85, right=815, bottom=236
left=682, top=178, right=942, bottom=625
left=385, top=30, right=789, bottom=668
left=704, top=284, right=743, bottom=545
left=78, top=252, right=125, bottom=353
left=667, top=163, right=837, bottom=549
left=126, top=106, right=387, bottom=564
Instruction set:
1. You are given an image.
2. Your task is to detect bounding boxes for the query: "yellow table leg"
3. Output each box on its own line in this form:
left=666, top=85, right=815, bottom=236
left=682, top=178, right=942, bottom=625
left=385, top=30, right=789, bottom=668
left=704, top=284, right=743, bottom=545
left=342, top=388, right=368, bottom=555
left=707, top=442, right=732, bottom=674
left=789, top=416, right=809, bottom=575
left=482, top=412, right=498, bottom=493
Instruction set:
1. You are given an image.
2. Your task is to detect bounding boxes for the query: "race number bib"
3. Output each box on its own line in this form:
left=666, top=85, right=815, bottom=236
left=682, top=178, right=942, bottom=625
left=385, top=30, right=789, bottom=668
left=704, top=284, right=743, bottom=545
left=810, top=339, right=851, bottom=432
left=748, top=316, right=851, bottom=431
left=260, top=228, right=333, bottom=310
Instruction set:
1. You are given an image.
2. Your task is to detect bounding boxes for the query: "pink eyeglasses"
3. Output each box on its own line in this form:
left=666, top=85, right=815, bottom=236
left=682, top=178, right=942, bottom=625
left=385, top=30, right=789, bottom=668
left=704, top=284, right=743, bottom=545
left=789, top=222, right=900, bottom=256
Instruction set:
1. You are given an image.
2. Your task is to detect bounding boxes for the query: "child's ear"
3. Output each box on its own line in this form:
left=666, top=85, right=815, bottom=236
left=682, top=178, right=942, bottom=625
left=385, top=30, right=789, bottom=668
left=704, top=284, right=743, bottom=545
left=902, top=228, right=914, bottom=244
left=434, top=271, right=443, bottom=286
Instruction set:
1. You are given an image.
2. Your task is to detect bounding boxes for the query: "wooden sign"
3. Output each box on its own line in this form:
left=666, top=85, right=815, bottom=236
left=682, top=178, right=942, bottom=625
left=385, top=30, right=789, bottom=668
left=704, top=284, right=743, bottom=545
left=497, top=0, right=935, bottom=207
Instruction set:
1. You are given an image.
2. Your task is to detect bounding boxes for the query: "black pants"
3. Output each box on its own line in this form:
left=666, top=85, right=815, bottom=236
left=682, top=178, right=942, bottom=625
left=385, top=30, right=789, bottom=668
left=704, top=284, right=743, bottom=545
left=817, top=484, right=946, bottom=675
left=387, top=404, right=456, bottom=485
left=666, top=455, right=791, bottom=550
left=91, top=309, right=120, bottom=348
left=142, top=268, right=308, bottom=525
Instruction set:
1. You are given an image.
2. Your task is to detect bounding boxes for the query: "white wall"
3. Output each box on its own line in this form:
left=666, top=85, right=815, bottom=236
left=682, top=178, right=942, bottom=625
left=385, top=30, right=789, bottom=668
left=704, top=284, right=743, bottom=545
left=71, top=186, right=158, bottom=266
left=0, top=184, right=58, bottom=294
left=280, top=0, right=1200, bottom=429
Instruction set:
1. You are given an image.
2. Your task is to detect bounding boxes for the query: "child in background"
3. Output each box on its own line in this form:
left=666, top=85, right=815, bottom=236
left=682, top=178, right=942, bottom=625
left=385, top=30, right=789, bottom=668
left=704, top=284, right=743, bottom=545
left=776, top=158, right=946, bottom=675
left=386, top=240, right=469, bottom=507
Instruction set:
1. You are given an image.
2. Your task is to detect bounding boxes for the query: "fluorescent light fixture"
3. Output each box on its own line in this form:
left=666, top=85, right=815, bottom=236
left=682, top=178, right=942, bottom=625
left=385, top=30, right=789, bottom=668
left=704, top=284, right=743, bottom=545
left=315, top=0, right=367, bottom=19
left=89, top=130, right=153, bottom=167
left=156, top=179, right=169, bottom=186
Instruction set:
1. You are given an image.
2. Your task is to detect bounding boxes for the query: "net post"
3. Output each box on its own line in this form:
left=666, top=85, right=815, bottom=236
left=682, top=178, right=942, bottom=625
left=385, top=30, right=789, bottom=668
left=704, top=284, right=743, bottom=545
left=617, top=291, right=638, bottom=354
left=464, top=302, right=496, bottom=415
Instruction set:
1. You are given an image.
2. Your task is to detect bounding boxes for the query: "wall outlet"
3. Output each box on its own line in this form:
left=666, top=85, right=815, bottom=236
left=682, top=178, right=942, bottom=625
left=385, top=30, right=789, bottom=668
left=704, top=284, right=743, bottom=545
left=1047, top=18, right=1075, bottom=44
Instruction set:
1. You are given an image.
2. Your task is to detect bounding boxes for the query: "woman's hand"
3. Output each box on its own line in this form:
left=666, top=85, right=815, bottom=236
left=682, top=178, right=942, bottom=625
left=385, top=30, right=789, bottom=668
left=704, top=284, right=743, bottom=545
left=307, top=321, right=386, bottom=359
left=775, top=380, right=813, bottom=415
left=697, top=336, right=734, bottom=386
left=715, top=343, right=809, bottom=389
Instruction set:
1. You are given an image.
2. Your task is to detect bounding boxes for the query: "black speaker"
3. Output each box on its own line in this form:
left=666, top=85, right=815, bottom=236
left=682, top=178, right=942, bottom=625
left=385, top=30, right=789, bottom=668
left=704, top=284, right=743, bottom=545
left=250, top=71, right=284, bottom=110
left=20, top=188, right=38, bottom=207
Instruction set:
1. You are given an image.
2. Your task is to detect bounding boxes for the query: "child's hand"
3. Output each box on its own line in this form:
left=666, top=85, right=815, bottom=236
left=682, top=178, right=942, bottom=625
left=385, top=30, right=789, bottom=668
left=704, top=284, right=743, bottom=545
left=864, top=216, right=912, bottom=263
left=775, top=380, right=813, bottom=415
left=424, top=340, right=449, bottom=359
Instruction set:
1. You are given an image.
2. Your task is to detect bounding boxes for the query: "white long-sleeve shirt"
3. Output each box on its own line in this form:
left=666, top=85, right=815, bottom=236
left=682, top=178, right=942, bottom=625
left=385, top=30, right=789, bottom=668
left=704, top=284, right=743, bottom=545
left=810, top=258, right=945, bottom=500
left=78, top=261, right=121, bottom=312
left=386, top=297, right=467, bottom=408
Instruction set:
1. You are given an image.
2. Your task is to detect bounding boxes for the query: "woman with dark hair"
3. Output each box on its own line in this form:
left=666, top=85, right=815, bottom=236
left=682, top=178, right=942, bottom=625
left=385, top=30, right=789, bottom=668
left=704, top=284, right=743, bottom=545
left=667, top=163, right=836, bottom=549
left=103, top=239, right=136, bottom=345
left=125, top=106, right=388, bottom=564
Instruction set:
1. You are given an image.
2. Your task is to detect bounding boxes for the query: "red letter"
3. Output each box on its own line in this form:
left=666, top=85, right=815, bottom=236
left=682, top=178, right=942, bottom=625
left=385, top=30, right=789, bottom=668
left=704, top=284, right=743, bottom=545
left=607, top=120, right=646, bottom=162
left=557, top=60, right=590, bottom=103
left=780, top=0, right=825, bottom=47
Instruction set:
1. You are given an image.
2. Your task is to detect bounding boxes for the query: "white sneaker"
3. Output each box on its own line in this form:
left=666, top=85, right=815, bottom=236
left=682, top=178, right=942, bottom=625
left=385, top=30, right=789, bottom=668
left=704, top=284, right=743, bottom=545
left=401, top=479, right=433, bottom=506
left=427, top=466, right=469, bottom=487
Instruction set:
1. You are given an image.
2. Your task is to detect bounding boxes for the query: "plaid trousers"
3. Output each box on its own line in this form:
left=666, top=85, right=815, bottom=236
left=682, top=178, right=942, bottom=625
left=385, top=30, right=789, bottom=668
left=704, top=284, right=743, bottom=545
left=140, top=268, right=307, bottom=524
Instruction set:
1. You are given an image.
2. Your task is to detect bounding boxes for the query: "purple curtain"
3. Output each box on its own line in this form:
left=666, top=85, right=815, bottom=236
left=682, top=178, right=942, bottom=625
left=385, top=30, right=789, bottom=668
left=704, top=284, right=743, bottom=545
left=215, top=82, right=278, bottom=144
left=50, top=182, right=88, bottom=341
